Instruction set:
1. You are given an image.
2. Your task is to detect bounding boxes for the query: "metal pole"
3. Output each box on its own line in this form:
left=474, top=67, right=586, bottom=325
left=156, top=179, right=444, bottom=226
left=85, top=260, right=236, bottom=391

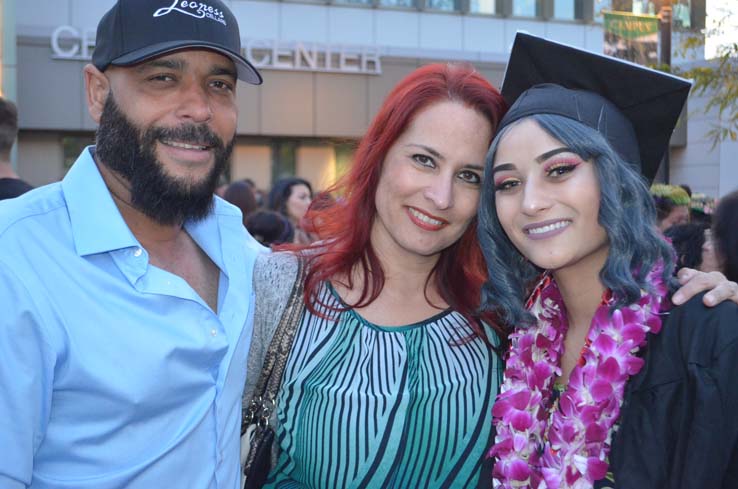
left=659, top=3, right=672, bottom=182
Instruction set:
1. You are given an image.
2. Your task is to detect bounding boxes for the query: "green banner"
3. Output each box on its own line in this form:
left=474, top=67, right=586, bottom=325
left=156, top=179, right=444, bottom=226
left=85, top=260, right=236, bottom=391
left=604, top=10, right=659, bottom=40
left=603, top=10, right=659, bottom=65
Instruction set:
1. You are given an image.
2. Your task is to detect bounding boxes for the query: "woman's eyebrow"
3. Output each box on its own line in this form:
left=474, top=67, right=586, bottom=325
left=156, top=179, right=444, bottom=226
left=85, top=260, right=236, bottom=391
left=405, top=144, right=443, bottom=160
left=491, top=163, right=515, bottom=175
left=492, top=147, right=574, bottom=175
left=535, top=147, right=572, bottom=163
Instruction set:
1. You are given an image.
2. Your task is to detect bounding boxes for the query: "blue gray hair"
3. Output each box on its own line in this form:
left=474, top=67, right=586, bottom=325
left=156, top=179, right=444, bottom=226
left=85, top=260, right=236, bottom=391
left=477, top=114, right=676, bottom=328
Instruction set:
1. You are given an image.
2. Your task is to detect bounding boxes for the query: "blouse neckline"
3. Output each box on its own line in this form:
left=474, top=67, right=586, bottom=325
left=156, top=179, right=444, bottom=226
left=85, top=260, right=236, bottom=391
left=326, top=282, right=453, bottom=332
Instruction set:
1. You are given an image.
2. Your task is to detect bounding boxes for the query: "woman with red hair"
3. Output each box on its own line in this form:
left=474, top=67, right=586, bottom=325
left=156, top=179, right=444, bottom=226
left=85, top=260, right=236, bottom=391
left=246, top=63, right=507, bottom=488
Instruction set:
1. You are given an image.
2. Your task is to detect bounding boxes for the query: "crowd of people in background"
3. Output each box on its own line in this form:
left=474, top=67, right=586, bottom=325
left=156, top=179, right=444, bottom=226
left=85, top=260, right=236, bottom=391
left=217, top=176, right=317, bottom=246
left=653, top=182, right=738, bottom=282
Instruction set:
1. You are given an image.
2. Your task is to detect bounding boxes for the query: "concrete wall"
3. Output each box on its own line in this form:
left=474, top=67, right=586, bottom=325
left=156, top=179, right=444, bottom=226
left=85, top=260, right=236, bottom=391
left=231, top=143, right=272, bottom=190
left=16, top=131, right=65, bottom=186
left=670, top=88, right=738, bottom=198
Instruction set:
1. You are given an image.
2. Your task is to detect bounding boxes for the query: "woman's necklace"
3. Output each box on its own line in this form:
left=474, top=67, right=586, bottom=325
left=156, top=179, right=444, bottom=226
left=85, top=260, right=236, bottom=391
left=489, top=266, right=668, bottom=489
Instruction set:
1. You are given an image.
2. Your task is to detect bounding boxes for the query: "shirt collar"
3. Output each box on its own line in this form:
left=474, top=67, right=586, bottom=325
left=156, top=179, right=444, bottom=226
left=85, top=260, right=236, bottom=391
left=61, top=147, right=261, bottom=269
left=62, top=147, right=140, bottom=257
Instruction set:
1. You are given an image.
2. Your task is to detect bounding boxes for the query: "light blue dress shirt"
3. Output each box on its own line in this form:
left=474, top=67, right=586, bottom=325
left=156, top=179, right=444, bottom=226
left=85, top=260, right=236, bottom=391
left=0, top=148, right=265, bottom=489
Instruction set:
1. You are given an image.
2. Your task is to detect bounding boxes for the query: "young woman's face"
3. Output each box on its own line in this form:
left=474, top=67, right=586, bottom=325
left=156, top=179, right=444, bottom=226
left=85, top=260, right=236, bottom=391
left=492, top=119, right=609, bottom=275
left=286, top=183, right=312, bottom=223
left=371, top=100, right=491, bottom=261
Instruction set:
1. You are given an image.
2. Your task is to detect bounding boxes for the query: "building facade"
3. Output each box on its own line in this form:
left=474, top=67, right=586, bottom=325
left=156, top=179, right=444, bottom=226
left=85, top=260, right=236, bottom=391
left=5, top=0, right=738, bottom=197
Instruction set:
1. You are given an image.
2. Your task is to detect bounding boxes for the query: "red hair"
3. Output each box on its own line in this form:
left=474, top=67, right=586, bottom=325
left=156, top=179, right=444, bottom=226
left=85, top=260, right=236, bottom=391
left=283, top=63, right=507, bottom=340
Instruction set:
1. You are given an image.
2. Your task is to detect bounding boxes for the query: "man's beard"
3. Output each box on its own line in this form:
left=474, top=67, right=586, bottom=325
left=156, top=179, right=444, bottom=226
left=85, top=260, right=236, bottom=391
left=94, top=94, right=233, bottom=226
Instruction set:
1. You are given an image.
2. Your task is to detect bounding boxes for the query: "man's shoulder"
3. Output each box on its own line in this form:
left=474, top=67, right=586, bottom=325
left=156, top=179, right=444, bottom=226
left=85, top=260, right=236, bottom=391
left=0, top=182, right=67, bottom=240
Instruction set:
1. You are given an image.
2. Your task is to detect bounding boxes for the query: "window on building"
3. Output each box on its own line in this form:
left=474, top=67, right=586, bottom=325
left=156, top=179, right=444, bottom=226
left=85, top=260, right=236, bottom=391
left=425, top=0, right=459, bottom=11
left=553, top=0, right=576, bottom=19
left=378, top=0, right=416, bottom=7
left=469, top=0, right=496, bottom=14
left=333, top=0, right=373, bottom=5
left=513, top=0, right=538, bottom=16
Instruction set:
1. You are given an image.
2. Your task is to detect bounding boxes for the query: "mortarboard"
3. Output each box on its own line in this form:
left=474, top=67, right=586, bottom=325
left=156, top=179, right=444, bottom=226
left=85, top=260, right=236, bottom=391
left=498, top=32, right=692, bottom=182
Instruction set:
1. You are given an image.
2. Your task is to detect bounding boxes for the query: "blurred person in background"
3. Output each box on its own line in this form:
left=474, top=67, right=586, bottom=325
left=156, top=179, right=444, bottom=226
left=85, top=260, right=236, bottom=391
left=245, top=209, right=293, bottom=246
left=651, top=183, right=690, bottom=231
left=0, top=97, right=33, bottom=200
left=664, top=223, right=720, bottom=273
left=712, top=189, right=738, bottom=281
left=243, top=178, right=266, bottom=207
left=224, top=179, right=258, bottom=226
left=689, top=192, right=715, bottom=226
left=267, top=176, right=315, bottom=244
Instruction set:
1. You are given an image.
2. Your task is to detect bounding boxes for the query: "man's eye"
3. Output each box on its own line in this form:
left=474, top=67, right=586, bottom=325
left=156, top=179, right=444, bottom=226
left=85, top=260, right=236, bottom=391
left=212, top=80, right=235, bottom=92
left=149, top=74, right=175, bottom=82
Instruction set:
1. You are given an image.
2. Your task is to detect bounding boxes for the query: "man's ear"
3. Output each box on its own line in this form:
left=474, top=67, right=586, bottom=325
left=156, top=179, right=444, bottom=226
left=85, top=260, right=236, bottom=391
left=83, top=64, right=110, bottom=123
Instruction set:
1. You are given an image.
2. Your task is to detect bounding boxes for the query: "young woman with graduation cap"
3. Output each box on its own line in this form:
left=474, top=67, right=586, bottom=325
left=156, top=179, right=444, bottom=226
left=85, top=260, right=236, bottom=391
left=478, top=33, right=738, bottom=488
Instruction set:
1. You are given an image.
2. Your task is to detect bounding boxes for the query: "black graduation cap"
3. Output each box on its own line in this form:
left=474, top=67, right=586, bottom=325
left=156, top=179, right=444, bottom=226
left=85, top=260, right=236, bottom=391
left=498, top=32, right=692, bottom=182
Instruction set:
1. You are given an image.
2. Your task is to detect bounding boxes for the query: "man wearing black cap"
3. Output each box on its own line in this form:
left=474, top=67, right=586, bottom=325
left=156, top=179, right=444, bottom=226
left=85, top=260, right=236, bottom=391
left=0, top=1, right=263, bottom=488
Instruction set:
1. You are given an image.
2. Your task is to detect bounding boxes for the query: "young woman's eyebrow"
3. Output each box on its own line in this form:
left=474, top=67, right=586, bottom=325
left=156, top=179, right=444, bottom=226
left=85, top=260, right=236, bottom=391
left=492, top=147, right=574, bottom=175
left=491, top=163, right=515, bottom=175
left=535, top=147, right=573, bottom=163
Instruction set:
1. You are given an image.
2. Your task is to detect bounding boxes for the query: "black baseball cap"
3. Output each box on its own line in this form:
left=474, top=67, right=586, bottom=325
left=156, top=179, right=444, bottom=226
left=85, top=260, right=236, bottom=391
left=498, top=33, right=691, bottom=182
left=92, top=0, right=262, bottom=85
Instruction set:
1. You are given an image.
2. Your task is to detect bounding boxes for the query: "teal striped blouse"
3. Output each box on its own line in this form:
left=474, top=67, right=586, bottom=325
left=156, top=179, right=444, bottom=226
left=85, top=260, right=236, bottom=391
left=264, top=284, right=502, bottom=489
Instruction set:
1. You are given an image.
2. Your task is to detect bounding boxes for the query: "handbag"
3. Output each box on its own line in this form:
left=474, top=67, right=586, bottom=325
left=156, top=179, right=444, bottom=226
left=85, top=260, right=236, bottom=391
left=241, top=257, right=306, bottom=489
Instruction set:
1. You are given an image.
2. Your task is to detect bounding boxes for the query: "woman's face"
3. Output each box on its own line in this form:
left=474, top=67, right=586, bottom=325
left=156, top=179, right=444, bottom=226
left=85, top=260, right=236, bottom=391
left=286, top=183, right=312, bottom=223
left=700, top=229, right=721, bottom=273
left=371, top=100, right=492, bottom=261
left=492, top=119, right=609, bottom=276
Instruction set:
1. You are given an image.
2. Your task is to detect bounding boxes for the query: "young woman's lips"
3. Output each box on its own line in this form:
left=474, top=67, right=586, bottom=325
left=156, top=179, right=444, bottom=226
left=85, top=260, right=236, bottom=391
left=523, top=219, right=571, bottom=241
left=406, top=206, right=449, bottom=231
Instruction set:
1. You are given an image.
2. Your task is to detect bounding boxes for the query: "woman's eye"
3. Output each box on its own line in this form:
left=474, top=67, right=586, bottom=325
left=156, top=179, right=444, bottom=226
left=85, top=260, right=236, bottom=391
left=458, top=170, right=481, bottom=185
left=412, top=154, right=434, bottom=167
left=494, top=179, right=520, bottom=192
left=547, top=164, right=578, bottom=178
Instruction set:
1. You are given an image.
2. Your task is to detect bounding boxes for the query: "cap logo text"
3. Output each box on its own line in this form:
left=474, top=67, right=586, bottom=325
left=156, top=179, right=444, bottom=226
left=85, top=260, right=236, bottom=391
left=154, top=1, right=227, bottom=26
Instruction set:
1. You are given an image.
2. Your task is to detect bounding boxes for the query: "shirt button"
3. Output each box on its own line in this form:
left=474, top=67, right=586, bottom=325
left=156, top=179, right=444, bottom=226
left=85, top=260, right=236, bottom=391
left=211, top=329, right=218, bottom=337
left=133, top=248, right=143, bottom=257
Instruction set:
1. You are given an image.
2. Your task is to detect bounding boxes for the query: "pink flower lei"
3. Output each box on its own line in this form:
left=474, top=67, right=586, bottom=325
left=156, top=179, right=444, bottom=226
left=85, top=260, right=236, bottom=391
left=489, top=265, right=668, bottom=488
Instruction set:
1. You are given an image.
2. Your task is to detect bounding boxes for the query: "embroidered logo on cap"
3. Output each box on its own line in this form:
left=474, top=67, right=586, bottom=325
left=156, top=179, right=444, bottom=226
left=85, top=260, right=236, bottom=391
left=154, top=0, right=227, bottom=26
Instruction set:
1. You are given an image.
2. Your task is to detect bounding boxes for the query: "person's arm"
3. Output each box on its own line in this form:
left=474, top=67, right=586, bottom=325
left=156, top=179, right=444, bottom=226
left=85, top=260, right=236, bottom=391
left=672, top=268, right=738, bottom=307
left=0, top=262, right=57, bottom=489
left=676, top=300, right=738, bottom=488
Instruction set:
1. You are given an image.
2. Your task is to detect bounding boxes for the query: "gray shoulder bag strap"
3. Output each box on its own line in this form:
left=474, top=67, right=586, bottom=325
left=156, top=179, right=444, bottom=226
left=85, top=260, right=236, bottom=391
left=241, top=257, right=306, bottom=488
